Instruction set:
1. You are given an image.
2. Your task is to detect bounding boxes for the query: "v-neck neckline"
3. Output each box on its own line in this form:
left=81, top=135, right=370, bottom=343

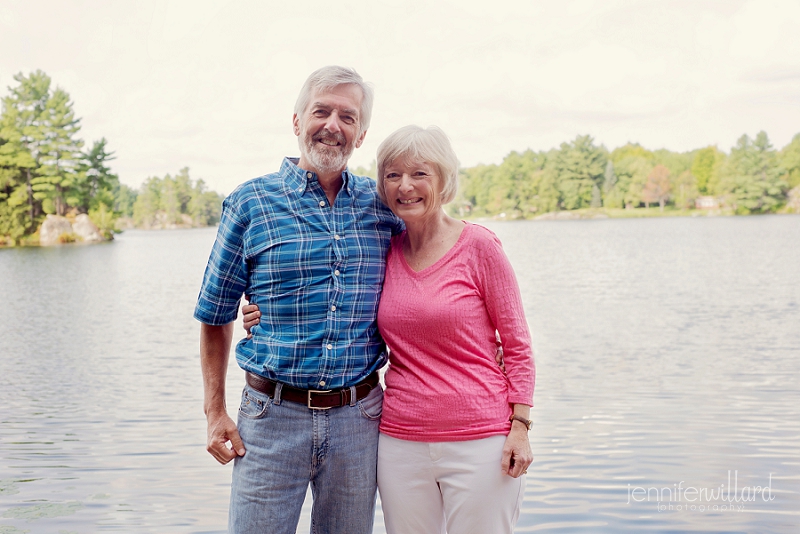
left=398, top=221, right=470, bottom=276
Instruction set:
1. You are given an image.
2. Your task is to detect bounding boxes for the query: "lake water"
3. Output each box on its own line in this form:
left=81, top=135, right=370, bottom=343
left=1, top=215, right=799, bottom=533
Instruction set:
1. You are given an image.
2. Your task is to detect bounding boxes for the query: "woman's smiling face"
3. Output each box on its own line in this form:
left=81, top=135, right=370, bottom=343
left=382, top=157, right=443, bottom=223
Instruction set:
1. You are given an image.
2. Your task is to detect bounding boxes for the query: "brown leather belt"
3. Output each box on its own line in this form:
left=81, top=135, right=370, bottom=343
left=245, top=371, right=379, bottom=410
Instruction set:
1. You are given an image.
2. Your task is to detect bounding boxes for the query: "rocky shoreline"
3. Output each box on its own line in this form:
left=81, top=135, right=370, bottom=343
left=38, top=214, right=108, bottom=246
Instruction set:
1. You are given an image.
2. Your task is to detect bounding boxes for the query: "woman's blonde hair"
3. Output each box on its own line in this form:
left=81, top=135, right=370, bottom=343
left=376, top=125, right=459, bottom=205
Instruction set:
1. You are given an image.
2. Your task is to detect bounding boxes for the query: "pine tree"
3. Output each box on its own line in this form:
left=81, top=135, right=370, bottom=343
left=720, top=132, right=787, bottom=214
left=0, top=71, right=50, bottom=240
left=552, top=135, right=606, bottom=210
left=34, top=85, right=84, bottom=216
left=82, top=138, right=119, bottom=211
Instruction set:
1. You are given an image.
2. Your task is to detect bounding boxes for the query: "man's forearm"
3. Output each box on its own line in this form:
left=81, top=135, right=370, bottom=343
left=200, top=322, right=234, bottom=417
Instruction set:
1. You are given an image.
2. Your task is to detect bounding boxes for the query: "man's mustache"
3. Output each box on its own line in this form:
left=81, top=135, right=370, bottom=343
left=312, top=129, right=346, bottom=146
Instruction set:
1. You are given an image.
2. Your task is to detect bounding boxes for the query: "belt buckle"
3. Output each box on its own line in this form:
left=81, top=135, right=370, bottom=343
left=307, top=389, right=333, bottom=410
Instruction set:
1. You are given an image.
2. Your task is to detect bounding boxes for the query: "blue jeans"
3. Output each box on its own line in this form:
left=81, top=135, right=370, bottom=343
left=229, top=381, right=383, bottom=534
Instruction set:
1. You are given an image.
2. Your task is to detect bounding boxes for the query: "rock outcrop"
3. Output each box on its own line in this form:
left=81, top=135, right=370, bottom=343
left=72, top=214, right=104, bottom=242
left=39, top=214, right=106, bottom=246
left=39, top=215, right=75, bottom=246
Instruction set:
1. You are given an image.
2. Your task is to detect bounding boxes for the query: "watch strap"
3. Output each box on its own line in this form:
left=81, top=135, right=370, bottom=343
left=509, top=414, right=532, bottom=430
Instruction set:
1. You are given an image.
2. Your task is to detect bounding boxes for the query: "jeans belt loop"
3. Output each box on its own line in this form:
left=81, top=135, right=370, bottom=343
left=349, top=385, right=357, bottom=407
left=273, top=382, right=283, bottom=405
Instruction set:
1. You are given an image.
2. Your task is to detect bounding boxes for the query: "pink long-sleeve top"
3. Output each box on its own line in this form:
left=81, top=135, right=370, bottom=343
left=377, top=222, right=535, bottom=442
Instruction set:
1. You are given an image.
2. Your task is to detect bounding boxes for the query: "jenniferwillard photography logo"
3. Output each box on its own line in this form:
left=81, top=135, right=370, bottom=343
left=626, top=471, right=775, bottom=512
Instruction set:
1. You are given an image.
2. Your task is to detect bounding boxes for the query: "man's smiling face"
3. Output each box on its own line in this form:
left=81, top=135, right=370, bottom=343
left=294, top=83, right=367, bottom=177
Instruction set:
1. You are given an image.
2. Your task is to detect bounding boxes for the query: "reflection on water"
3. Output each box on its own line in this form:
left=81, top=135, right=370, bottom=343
left=1, top=216, right=799, bottom=533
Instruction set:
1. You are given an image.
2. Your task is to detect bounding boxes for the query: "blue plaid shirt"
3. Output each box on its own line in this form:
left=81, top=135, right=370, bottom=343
left=195, top=158, right=403, bottom=389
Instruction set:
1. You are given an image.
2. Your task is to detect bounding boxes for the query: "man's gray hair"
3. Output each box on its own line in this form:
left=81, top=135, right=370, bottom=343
left=377, top=125, right=460, bottom=205
left=294, top=66, right=375, bottom=133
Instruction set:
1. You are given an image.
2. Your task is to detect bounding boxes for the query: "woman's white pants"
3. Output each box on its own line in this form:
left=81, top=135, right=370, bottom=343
left=377, top=433, right=525, bottom=534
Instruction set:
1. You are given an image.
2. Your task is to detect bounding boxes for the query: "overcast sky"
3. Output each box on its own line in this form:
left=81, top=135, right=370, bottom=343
left=2, top=0, right=799, bottom=194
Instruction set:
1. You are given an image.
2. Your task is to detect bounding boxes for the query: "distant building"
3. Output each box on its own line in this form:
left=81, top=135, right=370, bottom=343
left=695, top=196, right=720, bottom=209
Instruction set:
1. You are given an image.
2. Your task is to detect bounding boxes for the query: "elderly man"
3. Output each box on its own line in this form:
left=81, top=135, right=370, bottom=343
left=194, top=66, right=402, bottom=534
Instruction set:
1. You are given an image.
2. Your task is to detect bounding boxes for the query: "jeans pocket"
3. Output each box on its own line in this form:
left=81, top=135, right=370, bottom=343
left=238, top=387, right=271, bottom=419
left=358, top=385, right=384, bottom=420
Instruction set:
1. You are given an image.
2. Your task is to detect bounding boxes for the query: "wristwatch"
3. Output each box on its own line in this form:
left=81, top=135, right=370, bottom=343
left=509, top=414, right=532, bottom=430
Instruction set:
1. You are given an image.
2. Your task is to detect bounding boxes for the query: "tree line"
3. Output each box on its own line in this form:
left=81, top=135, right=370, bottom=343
left=454, top=132, right=800, bottom=218
left=4, top=70, right=796, bottom=246
left=0, top=70, right=223, bottom=246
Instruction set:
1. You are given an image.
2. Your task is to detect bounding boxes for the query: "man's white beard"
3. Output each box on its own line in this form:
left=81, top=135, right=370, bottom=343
left=300, top=129, right=355, bottom=176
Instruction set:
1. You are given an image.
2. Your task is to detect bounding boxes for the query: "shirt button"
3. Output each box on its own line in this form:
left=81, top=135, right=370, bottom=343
left=319, top=201, right=326, bottom=207
left=326, top=344, right=333, bottom=350
left=319, top=380, right=326, bottom=387
left=307, top=172, right=313, bottom=178
left=334, top=270, right=340, bottom=276
left=334, top=234, right=341, bottom=240
left=297, top=187, right=302, bottom=192
left=331, top=305, right=336, bottom=311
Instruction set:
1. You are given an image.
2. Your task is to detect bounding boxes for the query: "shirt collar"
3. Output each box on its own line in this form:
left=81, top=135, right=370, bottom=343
left=282, top=157, right=353, bottom=197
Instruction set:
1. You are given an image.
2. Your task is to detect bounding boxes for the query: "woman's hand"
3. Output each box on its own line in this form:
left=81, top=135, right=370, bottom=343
left=501, top=405, right=533, bottom=478
left=241, top=297, right=261, bottom=339
left=501, top=424, right=533, bottom=478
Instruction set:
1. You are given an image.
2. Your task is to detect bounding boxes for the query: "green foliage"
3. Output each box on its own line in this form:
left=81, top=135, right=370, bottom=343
left=607, top=144, right=654, bottom=208
left=779, top=133, right=800, bottom=189
left=610, top=143, right=655, bottom=165
left=133, top=176, right=162, bottom=227
left=82, top=138, right=119, bottom=211
left=115, top=183, right=138, bottom=217
left=691, top=146, right=724, bottom=194
left=457, top=150, right=557, bottom=218
left=0, top=70, right=48, bottom=238
left=133, top=168, right=223, bottom=229
left=672, top=170, right=699, bottom=209
left=552, top=135, right=607, bottom=210
left=719, top=132, right=787, bottom=214
left=602, top=160, right=623, bottom=208
left=88, top=203, right=116, bottom=239
left=458, top=132, right=796, bottom=218
left=653, top=149, right=692, bottom=177
left=33, top=86, right=84, bottom=216
left=614, top=156, right=652, bottom=208
left=188, top=178, right=225, bottom=225
left=1, top=70, right=224, bottom=244
left=352, top=160, right=377, bottom=179
left=460, top=163, right=496, bottom=214
left=642, top=164, right=672, bottom=210
left=495, top=150, right=550, bottom=215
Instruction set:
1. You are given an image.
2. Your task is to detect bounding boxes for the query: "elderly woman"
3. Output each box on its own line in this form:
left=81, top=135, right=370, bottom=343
left=242, top=125, right=535, bottom=533
left=373, top=125, right=534, bottom=533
